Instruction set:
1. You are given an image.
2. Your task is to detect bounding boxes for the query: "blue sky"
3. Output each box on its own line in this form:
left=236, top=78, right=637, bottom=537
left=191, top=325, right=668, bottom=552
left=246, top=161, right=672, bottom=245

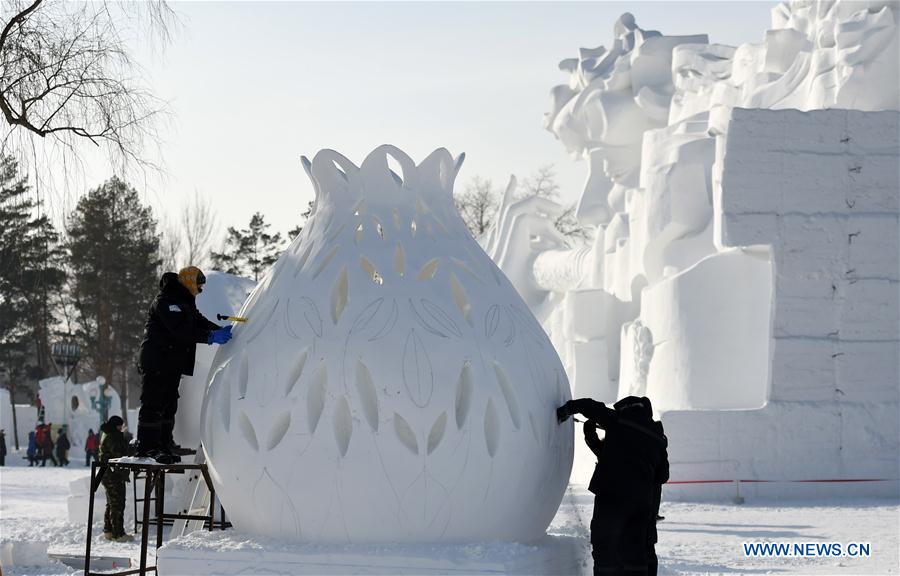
left=84, top=1, right=774, bottom=241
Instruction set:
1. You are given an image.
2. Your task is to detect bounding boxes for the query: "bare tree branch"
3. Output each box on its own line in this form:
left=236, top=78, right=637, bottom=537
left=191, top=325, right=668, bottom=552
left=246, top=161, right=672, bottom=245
left=454, top=176, right=498, bottom=237
left=181, top=189, right=217, bottom=268
left=0, top=0, right=174, bottom=194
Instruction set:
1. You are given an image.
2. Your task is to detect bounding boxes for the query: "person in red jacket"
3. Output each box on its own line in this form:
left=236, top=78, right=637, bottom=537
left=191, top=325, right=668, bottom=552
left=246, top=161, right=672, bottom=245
left=85, top=429, right=99, bottom=466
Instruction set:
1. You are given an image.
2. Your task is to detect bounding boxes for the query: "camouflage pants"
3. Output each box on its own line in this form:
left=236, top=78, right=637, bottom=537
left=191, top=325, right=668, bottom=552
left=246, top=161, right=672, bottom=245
left=102, top=477, right=127, bottom=536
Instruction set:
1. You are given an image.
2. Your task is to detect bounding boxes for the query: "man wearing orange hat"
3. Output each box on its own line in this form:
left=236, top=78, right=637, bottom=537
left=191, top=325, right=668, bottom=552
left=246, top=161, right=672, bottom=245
left=135, top=267, right=232, bottom=463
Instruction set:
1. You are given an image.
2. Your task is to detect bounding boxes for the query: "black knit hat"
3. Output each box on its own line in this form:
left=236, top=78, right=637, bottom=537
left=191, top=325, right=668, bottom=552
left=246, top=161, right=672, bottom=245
left=106, top=415, right=124, bottom=430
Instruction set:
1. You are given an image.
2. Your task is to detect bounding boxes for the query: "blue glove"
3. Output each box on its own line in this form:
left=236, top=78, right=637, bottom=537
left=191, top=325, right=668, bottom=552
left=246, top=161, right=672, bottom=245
left=208, top=325, right=233, bottom=345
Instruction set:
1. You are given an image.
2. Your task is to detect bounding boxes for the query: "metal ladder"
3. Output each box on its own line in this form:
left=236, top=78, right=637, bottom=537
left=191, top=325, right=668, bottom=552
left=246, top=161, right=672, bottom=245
left=171, top=447, right=224, bottom=537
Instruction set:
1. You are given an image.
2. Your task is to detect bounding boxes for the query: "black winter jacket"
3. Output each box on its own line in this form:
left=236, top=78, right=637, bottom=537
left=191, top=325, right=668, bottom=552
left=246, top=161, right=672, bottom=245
left=567, top=398, right=668, bottom=502
left=138, top=272, right=220, bottom=377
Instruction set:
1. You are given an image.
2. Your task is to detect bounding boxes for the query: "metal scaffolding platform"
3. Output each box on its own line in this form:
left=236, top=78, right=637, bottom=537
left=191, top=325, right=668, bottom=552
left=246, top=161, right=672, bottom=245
left=84, top=459, right=226, bottom=576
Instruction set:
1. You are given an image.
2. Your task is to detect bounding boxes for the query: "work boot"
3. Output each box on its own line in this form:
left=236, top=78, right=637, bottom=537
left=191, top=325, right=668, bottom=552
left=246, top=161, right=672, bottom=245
left=165, top=441, right=196, bottom=456
left=114, top=533, right=134, bottom=542
left=135, top=420, right=163, bottom=457
left=103, top=531, right=114, bottom=540
left=148, top=449, right=179, bottom=465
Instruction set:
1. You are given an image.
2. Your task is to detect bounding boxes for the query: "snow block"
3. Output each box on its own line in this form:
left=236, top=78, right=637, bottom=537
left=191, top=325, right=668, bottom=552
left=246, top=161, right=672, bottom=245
left=571, top=340, right=613, bottom=402
left=770, top=338, right=836, bottom=402
left=717, top=213, right=779, bottom=248
left=847, top=215, right=900, bottom=280
left=662, top=400, right=900, bottom=501
left=833, top=341, right=900, bottom=402
left=157, top=532, right=583, bottom=576
left=563, top=289, right=613, bottom=342
left=642, top=250, right=772, bottom=410
left=839, top=279, right=899, bottom=340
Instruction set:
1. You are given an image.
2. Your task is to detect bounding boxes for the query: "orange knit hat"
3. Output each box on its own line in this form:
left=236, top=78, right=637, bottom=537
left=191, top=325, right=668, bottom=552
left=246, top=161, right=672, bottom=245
left=178, top=266, right=206, bottom=296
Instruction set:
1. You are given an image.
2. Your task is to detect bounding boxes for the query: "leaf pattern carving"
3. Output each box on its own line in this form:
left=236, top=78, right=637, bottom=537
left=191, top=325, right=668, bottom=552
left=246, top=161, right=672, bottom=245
left=419, top=299, right=462, bottom=338
left=307, top=363, right=327, bottom=434
left=402, top=329, right=433, bottom=408
left=369, top=299, right=398, bottom=341
left=355, top=359, right=380, bottom=432
left=333, top=396, right=352, bottom=457
left=394, top=412, right=419, bottom=455
left=427, top=412, right=447, bottom=455
left=484, top=399, right=499, bottom=458
left=455, top=362, right=473, bottom=429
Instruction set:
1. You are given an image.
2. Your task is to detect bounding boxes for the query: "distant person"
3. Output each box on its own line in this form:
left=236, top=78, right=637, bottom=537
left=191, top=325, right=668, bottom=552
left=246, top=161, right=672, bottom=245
left=557, top=396, right=668, bottom=576
left=27, top=430, right=38, bottom=466
left=56, top=428, right=71, bottom=466
left=99, top=415, right=133, bottom=542
left=39, top=424, right=57, bottom=467
left=0, top=429, right=6, bottom=466
left=85, top=429, right=99, bottom=466
left=135, top=267, right=231, bottom=463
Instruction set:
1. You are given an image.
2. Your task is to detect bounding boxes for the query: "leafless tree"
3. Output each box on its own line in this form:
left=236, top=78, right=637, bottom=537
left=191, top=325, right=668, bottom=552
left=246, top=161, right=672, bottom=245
left=553, top=204, right=592, bottom=245
left=180, top=190, right=216, bottom=268
left=520, top=164, right=560, bottom=200
left=0, top=0, right=174, bottom=192
left=158, top=216, right=181, bottom=272
left=454, top=175, right=498, bottom=237
left=520, top=164, right=590, bottom=244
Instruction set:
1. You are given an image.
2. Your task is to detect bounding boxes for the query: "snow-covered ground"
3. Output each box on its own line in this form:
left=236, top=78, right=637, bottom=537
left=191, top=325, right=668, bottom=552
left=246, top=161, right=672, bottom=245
left=1, top=449, right=897, bottom=575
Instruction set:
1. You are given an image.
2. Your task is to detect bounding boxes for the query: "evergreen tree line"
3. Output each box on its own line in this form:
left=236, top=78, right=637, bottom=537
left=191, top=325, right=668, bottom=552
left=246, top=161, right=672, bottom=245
left=0, top=156, right=300, bottom=433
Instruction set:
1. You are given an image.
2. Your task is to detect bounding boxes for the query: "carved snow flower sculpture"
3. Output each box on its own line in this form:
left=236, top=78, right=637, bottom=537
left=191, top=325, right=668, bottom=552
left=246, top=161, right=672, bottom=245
left=201, top=146, right=573, bottom=543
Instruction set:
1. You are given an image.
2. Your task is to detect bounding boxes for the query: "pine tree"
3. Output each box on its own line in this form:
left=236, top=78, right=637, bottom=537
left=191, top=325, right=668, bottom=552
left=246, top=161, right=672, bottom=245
left=287, top=201, right=315, bottom=240
left=0, top=155, right=66, bottom=447
left=67, top=177, right=160, bottom=418
left=210, top=211, right=283, bottom=281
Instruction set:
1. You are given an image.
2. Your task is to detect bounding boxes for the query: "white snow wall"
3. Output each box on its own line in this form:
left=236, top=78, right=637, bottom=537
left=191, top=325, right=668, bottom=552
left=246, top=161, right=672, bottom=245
left=661, top=107, right=899, bottom=499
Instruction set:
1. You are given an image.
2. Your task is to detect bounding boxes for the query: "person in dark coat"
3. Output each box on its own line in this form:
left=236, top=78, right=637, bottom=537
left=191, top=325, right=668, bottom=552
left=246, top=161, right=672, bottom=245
left=99, top=415, right=133, bottom=541
left=40, top=424, right=57, bottom=466
left=85, top=429, right=99, bottom=466
left=557, top=396, right=668, bottom=576
left=55, top=428, right=71, bottom=466
left=27, top=430, right=38, bottom=466
left=0, top=429, right=6, bottom=466
left=135, top=267, right=232, bottom=463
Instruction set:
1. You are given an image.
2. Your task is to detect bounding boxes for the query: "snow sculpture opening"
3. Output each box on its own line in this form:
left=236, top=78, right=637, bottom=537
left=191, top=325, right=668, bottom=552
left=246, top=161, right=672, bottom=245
left=201, top=145, right=572, bottom=543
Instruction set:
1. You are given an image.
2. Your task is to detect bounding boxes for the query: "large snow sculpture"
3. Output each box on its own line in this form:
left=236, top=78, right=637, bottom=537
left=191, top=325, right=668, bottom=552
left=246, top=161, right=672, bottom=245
left=489, top=0, right=899, bottom=498
left=201, top=146, right=572, bottom=543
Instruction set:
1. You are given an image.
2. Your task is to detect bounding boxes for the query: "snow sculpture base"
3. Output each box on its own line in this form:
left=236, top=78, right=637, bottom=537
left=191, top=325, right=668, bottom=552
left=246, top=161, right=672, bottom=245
left=157, top=532, right=582, bottom=576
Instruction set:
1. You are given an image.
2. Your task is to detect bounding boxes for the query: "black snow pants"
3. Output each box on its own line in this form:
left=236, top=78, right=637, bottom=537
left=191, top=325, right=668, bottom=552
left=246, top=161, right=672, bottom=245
left=137, top=370, right=181, bottom=452
left=591, top=494, right=651, bottom=576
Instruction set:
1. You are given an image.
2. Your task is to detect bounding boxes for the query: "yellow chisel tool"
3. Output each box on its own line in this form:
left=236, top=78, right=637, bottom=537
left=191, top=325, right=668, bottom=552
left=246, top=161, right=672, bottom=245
left=217, top=314, right=248, bottom=322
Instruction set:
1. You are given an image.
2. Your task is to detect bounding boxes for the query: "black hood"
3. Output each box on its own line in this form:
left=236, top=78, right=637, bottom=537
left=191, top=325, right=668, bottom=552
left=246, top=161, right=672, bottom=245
left=159, top=272, right=194, bottom=300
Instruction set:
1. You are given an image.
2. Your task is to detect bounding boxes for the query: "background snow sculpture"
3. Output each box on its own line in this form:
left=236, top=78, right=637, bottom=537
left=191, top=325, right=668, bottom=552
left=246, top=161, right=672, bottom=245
left=201, top=145, right=572, bottom=543
left=489, top=1, right=899, bottom=498
left=173, top=271, right=255, bottom=450
left=37, top=376, right=122, bottom=451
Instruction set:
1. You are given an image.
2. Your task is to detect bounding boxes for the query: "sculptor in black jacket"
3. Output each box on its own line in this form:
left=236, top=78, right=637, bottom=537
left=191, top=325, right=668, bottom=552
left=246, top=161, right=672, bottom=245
left=135, top=267, right=231, bottom=463
left=558, top=396, right=668, bottom=576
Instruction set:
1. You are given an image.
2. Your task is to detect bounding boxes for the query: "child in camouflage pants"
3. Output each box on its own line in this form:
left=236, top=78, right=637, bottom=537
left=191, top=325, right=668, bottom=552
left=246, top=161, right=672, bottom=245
left=99, top=415, right=133, bottom=542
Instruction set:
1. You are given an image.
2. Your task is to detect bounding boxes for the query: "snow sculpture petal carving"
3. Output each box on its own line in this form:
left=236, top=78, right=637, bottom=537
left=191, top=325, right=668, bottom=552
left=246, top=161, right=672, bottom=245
left=201, top=145, right=573, bottom=543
